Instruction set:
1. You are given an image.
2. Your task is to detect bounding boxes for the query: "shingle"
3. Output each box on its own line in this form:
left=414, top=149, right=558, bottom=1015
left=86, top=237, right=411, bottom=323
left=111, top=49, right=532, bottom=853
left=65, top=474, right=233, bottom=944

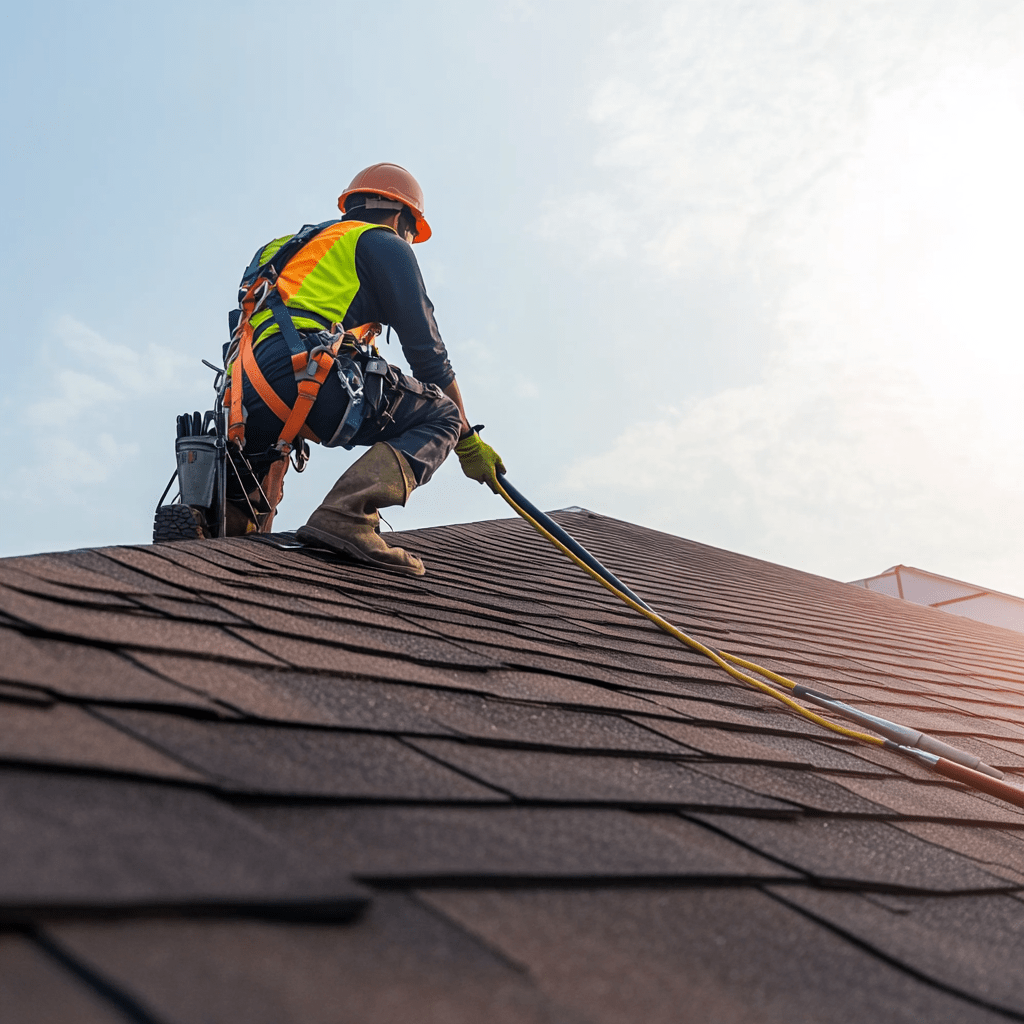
left=203, top=582, right=426, bottom=623
left=633, top=689, right=857, bottom=733
left=244, top=805, right=795, bottom=881
left=631, top=718, right=807, bottom=763
left=126, top=594, right=250, bottom=624
left=2, top=554, right=158, bottom=596
left=859, top=706, right=1024, bottom=742
left=890, top=821, right=1024, bottom=886
left=839, top=741, right=957, bottom=782
left=221, top=671, right=462, bottom=733
left=0, top=682, right=52, bottom=706
left=390, top=609, right=722, bottom=683
left=224, top=626, right=489, bottom=684
left=769, top=887, right=1024, bottom=1016
left=126, top=652, right=340, bottom=724
left=637, top=710, right=901, bottom=776
left=914, top=733, right=1024, bottom=771
left=211, top=599, right=501, bottom=668
left=0, top=769, right=366, bottom=919
left=0, top=568, right=140, bottom=608
left=475, top=670, right=668, bottom=713
left=408, top=738, right=793, bottom=811
left=729, top=730, right=903, bottom=775
left=0, top=702, right=204, bottom=782
left=44, top=893, right=569, bottom=1024
left=0, top=931, right=129, bottom=1024
left=420, top=887, right=1009, bottom=1024
left=830, top=775, right=1024, bottom=826
left=0, top=589, right=285, bottom=665
left=687, top=815, right=1011, bottom=891
left=96, top=709, right=503, bottom=800
left=686, top=763, right=894, bottom=816
left=405, top=692, right=688, bottom=753
left=90, top=546, right=262, bottom=598
left=0, top=628, right=221, bottom=711
left=61, top=548, right=201, bottom=597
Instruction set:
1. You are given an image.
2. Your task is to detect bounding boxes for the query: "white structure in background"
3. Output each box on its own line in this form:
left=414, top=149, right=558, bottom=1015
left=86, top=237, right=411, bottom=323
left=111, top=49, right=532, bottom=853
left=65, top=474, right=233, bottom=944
left=850, top=566, right=1024, bottom=636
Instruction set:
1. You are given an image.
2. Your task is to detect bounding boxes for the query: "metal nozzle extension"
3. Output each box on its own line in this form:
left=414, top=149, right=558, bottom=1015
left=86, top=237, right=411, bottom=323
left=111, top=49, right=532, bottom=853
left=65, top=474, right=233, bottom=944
left=913, top=734, right=1004, bottom=779
left=792, top=685, right=1004, bottom=780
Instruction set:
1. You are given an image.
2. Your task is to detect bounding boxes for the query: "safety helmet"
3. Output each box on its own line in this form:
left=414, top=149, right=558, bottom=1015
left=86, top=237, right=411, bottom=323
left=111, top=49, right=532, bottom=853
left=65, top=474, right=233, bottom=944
left=338, top=163, right=431, bottom=242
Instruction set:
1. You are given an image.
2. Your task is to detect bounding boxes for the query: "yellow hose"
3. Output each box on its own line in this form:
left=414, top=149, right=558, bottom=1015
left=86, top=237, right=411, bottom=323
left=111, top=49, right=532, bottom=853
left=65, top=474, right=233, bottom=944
left=495, top=480, right=885, bottom=748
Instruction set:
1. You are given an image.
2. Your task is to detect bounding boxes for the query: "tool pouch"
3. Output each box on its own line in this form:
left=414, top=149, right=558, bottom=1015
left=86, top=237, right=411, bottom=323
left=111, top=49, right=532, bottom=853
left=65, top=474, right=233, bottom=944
left=372, top=368, right=443, bottom=433
left=396, top=374, right=443, bottom=401
left=175, top=435, right=220, bottom=510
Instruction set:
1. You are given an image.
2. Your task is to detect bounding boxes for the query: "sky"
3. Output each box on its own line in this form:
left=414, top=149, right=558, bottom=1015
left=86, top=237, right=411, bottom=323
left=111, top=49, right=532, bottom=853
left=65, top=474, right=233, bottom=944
left=1, top=0, right=1022, bottom=597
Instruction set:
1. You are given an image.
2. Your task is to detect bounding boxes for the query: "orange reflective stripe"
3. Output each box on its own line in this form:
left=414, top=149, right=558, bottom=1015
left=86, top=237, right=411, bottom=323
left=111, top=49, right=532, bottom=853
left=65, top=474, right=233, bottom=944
left=276, top=221, right=363, bottom=303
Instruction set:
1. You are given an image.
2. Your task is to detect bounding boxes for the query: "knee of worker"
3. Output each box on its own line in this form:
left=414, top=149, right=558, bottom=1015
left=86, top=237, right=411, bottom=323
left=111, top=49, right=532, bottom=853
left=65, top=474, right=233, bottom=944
left=388, top=395, right=462, bottom=488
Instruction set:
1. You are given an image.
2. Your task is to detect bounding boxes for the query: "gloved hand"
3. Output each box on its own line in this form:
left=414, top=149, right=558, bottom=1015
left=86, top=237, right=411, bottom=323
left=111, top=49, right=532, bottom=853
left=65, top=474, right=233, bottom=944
left=455, top=432, right=506, bottom=493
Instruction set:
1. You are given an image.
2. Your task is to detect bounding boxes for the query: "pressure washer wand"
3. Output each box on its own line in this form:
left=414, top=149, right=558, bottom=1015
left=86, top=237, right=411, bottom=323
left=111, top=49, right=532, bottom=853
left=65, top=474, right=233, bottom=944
left=493, top=473, right=1024, bottom=811
left=792, top=685, right=1004, bottom=780
left=497, top=478, right=654, bottom=613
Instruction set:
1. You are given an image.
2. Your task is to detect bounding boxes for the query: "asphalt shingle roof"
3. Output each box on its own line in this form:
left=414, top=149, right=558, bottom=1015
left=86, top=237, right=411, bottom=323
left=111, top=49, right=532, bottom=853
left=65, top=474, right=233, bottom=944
left=2, top=510, right=1023, bottom=1023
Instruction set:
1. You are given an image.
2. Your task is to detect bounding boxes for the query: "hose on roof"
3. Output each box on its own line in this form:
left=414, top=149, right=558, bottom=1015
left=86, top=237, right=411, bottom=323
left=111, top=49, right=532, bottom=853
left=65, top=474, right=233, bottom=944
left=494, top=477, right=1024, bottom=811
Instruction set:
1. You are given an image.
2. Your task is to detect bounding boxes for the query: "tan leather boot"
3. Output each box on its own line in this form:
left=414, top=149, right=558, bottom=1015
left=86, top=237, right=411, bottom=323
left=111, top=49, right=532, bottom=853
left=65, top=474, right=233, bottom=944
left=295, top=442, right=425, bottom=576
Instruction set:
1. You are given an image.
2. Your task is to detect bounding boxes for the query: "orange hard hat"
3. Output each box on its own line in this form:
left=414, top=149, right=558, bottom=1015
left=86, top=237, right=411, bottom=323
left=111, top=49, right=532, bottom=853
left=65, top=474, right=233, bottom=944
left=338, top=163, right=432, bottom=242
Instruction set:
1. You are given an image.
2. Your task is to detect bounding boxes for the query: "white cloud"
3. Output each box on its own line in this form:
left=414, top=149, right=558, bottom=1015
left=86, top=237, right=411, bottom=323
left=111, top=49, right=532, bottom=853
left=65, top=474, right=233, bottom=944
left=18, top=316, right=192, bottom=487
left=562, top=0, right=1024, bottom=594
left=0, top=317, right=196, bottom=555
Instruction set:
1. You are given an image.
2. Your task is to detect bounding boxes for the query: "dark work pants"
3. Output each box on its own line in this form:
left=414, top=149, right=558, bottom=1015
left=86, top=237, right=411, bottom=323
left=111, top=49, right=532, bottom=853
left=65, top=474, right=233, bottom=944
left=236, top=334, right=461, bottom=492
left=342, top=370, right=462, bottom=485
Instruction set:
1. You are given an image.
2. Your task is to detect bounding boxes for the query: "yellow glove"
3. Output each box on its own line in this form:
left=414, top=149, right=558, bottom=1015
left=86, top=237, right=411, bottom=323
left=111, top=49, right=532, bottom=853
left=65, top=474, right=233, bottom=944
left=455, top=432, right=506, bottom=493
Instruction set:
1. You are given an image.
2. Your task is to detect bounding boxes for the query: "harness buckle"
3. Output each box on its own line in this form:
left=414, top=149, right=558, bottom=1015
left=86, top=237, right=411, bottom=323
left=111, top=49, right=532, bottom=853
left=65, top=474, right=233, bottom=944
left=306, top=342, right=335, bottom=378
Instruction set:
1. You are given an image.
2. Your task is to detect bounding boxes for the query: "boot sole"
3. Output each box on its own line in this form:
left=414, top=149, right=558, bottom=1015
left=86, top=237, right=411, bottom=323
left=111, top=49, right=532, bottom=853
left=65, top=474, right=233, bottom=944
left=154, top=505, right=209, bottom=543
left=295, top=525, right=426, bottom=577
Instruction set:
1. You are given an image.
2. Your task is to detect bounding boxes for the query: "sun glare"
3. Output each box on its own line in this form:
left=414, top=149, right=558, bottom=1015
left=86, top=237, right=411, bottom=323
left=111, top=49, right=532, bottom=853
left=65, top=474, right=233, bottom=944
left=819, top=59, right=1024, bottom=439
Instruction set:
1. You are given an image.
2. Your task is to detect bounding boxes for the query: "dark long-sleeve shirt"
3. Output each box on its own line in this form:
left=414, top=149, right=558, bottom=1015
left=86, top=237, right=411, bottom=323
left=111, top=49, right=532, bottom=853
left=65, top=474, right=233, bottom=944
left=344, top=226, right=454, bottom=388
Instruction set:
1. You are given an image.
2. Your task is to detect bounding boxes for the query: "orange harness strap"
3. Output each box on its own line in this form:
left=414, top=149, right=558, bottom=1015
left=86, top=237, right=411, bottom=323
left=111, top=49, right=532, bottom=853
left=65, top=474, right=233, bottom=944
left=239, top=337, right=323, bottom=445
left=225, top=308, right=383, bottom=456
left=277, top=348, right=335, bottom=449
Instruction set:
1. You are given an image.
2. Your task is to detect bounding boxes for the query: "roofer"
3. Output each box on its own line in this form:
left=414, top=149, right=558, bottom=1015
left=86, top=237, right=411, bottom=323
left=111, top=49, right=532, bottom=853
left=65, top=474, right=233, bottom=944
left=226, top=162, right=504, bottom=576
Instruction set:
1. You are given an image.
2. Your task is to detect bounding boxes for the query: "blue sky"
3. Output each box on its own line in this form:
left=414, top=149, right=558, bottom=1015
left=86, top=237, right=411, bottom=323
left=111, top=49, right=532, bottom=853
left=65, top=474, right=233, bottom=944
left=2, top=0, right=1022, bottom=596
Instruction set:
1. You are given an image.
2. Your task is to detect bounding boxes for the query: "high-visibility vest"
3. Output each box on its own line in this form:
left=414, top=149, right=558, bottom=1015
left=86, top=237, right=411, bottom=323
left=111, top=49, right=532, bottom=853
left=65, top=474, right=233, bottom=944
left=224, top=219, right=391, bottom=454
left=249, top=220, right=390, bottom=345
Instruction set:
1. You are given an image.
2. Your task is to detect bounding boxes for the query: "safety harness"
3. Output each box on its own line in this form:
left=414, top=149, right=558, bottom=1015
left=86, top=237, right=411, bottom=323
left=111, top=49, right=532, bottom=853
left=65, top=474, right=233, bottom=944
left=222, top=219, right=384, bottom=460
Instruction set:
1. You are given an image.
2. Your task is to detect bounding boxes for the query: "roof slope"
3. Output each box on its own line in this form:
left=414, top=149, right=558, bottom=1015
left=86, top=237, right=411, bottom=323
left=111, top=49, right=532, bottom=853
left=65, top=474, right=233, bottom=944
left=2, top=511, right=1024, bottom=1024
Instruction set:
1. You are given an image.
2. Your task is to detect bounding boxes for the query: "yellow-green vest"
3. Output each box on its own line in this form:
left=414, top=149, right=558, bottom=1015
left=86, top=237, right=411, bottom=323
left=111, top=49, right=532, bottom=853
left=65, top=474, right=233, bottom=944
left=250, top=221, right=390, bottom=345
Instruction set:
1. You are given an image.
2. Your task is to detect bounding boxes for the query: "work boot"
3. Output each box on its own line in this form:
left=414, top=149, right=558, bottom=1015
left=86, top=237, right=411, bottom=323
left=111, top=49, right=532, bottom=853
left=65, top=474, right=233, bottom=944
left=295, top=442, right=425, bottom=576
